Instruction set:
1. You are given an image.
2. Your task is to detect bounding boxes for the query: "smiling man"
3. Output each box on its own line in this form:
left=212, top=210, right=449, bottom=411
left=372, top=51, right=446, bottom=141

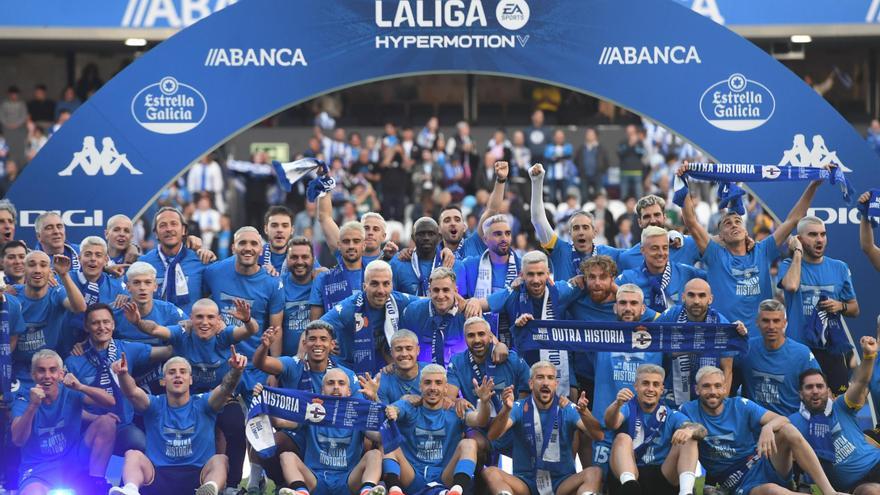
left=2, top=239, right=27, bottom=285
left=399, top=267, right=467, bottom=366
left=280, top=236, right=317, bottom=356
left=310, top=222, right=367, bottom=320
left=262, top=205, right=295, bottom=276
left=104, top=214, right=140, bottom=268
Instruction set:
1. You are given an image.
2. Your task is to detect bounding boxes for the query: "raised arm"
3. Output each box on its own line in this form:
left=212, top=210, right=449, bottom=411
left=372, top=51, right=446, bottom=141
left=63, top=373, right=115, bottom=409
left=844, top=335, right=878, bottom=408
left=228, top=299, right=260, bottom=342
left=478, top=161, right=509, bottom=239
left=465, top=376, right=495, bottom=428
left=486, top=385, right=515, bottom=441
left=11, top=387, right=44, bottom=446
left=252, top=326, right=284, bottom=375
left=772, top=180, right=821, bottom=248
left=209, top=346, right=246, bottom=411
left=859, top=191, right=880, bottom=270
left=123, top=302, right=172, bottom=340
left=112, top=352, right=150, bottom=412
left=604, top=388, right=633, bottom=431
left=574, top=391, right=604, bottom=441
left=317, top=190, right=340, bottom=252
left=529, top=163, right=554, bottom=245
left=676, top=166, right=710, bottom=255
left=54, top=255, right=87, bottom=313
left=779, top=238, right=803, bottom=293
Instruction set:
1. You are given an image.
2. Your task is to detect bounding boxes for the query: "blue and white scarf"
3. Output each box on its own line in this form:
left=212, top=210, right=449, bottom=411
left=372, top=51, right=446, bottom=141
left=77, top=270, right=104, bottom=306
left=804, top=295, right=851, bottom=354
left=33, top=241, right=81, bottom=272
left=569, top=242, right=598, bottom=279
left=412, top=247, right=443, bottom=297
left=0, top=295, right=11, bottom=402
left=515, top=283, right=569, bottom=395
left=799, top=399, right=835, bottom=462
left=426, top=303, right=457, bottom=366
left=261, top=242, right=288, bottom=277
left=468, top=344, right=501, bottom=414
left=84, top=338, right=124, bottom=417
left=857, top=188, right=880, bottom=227
left=352, top=293, right=399, bottom=374
left=321, top=262, right=360, bottom=313
left=625, top=397, right=669, bottom=459
left=158, top=246, right=189, bottom=308
left=642, top=262, right=672, bottom=312
left=296, top=358, right=334, bottom=392
left=523, top=396, right=561, bottom=495
left=475, top=250, right=519, bottom=346
left=272, top=157, right=328, bottom=195
left=670, top=306, right=723, bottom=405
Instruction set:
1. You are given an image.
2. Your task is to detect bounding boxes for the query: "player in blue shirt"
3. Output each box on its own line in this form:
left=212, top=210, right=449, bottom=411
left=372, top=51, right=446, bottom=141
left=738, top=299, right=821, bottom=416
left=483, top=361, right=604, bottom=495
left=262, top=205, right=295, bottom=276
left=779, top=216, right=859, bottom=395
left=274, top=368, right=387, bottom=495
left=309, top=221, right=367, bottom=320
left=681, top=365, right=840, bottom=495
left=318, top=185, right=398, bottom=268
left=281, top=236, right=317, bottom=356
left=13, top=251, right=86, bottom=387
left=11, top=349, right=115, bottom=494
left=357, top=329, right=425, bottom=404
left=656, top=278, right=747, bottom=406
left=383, top=363, right=494, bottom=495
left=202, top=226, right=284, bottom=358
left=0, top=290, right=26, bottom=403
left=438, top=205, right=486, bottom=262
left=792, top=335, right=880, bottom=493
left=320, top=260, right=417, bottom=374
left=529, top=163, right=622, bottom=281
left=139, top=207, right=216, bottom=315
left=604, top=364, right=704, bottom=495
left=104, top=214, right=140, bottom=269
left=615, top=195, right=701, bottom=271
left=109, top=350, right=246, bottom=495
left=391, top=217, right=459, bottom=296
left=679, top=167, right=822, bottom=333
left=114, top=262, right=186, bottom=345
left=400, top=267, right=468, bottom=366
left=615, top=226, right=705, bottom=312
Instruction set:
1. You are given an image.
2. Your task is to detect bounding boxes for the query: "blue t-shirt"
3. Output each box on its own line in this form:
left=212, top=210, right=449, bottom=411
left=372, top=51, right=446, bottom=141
left=508, top=398, right=581, bottom=480
left=738, top=337, right=820, bottom=416
left=144, top=392, right=218, bottom=468
left=777, top=256, right=856, bottom=345
left=13, top=286, right=69, bottom=381
left=302, top=423, right=366, bottom=474
left=616, top=262, right=706, bottom=309
left=680, top=397, right=767, bottom=479
left=1, top=293, right=26, bottom=366
left=308, top=264, right=363, bottom=313
left=618, top=402, right=688, bottom=466
left=391, top=255, right=462, bottom=297
left=167, top=325, right=235, bottom=393
left=789, top=395, right=880, bottom=490
left=113, top=300, right=186, bottom=345
left=319, top=292, right=416, bottom=373
left=64, top=339, right=152, bottom=425
left=544, top=236, right=622, bottom=282
left=266, top=250, right=287, bottom=275
left=12, top=384, right=84, bottom=467
left=378, top=363, right=426, bottom=404
left=702, top=237, right=781, bottom=333
left=282, top=275, right=314, bottom=356
left=202, top=257, right=284, bottom=358
left=457, top=231, right=487, bottom=260
left=63, top=272, right=128, bottom=353
left=393, top=400, right=468, bottom=472
left=455, top=254, right=521, bottom=298
left=447, top=349, right=531, bottom=412
left=139, top=246, right=208, bottom=314
left=616, top=235, right=702, bottom=272
left=278, top=356, right=361, bottom=396
left=593, top=351, right=663, bottom=428
left=399, top=298, right=466, bottom=366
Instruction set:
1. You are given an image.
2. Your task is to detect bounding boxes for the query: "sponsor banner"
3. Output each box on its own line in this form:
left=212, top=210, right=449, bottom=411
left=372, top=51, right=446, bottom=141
left=131, top=76, right=207, bottom=134
left=700, top=73, right=775, bottom=132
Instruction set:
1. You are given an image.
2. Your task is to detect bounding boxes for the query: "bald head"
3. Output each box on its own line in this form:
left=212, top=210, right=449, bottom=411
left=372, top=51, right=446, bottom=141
left=322, top=368, right=351, bottom=397
left=682, top=277, right=713, bottom=321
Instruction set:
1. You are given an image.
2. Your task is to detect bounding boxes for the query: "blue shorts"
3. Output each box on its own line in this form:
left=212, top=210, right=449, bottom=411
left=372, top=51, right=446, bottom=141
left=592, top=434, right=613, bottom=476
left=313, top=469, right=353, bottom=495
left=281, top=426, right=307, bottom=452
left=19, top=459, right=84, bottom=491
left=409, top=464, right=444, bottom=493
left=734, top=457, right=793, bottom=495
left=518, top=471, right=574, bottom=495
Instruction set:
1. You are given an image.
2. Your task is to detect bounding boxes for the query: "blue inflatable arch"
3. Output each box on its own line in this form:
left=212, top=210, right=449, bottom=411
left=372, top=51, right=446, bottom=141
left=8, top=0, right=879, bottom=338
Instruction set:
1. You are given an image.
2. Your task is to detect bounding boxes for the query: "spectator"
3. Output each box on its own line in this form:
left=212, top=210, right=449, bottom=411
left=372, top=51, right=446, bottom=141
left=575, top=127, right=610, bottom=201
left=543, top=129, right=575, bottom=204
left=416, top=116, right=439, bottom=150
left=379, top=138, right=414, bottom=222
left=25, top=125, right=47, bottom=163
left=0, top=86, right=27, bottom=165
left=524, top=109, right=547, bottom=160
left=618, top=124, right=646, bottom=201
left=186, top=154, right=225, bottom=213
left=0, top=159, right=18, bottom=197
left=191, top=194, right=221, bottom=248
left=75, top=63, right=103, bottom=100
left=55, top=85, right=81, bottom=118
left=615, top=216, right=633, bottom=248
left=26, top=84, right=55, bottom=125
left=591, top=189, right=618, bottom=244
left=48, top=109, right=70, bottom=138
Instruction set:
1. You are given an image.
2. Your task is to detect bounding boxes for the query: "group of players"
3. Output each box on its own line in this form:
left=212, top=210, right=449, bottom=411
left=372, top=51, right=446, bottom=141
left=2, top=159, right=880, bottom=495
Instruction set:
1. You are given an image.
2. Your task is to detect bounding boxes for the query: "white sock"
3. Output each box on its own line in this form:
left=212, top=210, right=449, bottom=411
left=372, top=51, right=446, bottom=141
left=123, top=482, right=140, bottom=495
left=579, top=492, right=596, bottom=495
left=247, top=465, right=264, bottom=488
left=679, top=471, right=696, bottom=495
left=620, top=472, right=637, bottom=485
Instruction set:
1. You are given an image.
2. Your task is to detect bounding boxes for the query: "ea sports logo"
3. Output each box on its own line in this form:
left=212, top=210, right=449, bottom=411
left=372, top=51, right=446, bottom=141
left=496, top=0, right=529, bottom=30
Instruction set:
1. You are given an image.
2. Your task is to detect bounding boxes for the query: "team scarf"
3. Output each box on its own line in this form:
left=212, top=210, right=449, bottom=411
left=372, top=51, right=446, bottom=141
left=412, top=247, right=443, bottom=296
left=261, top=242, right=288, bottom=277
left=676, top=162, right=855, bottom=205
left=798, top=399, right=835, bottom=462
left=321, top=262, right=361, bottom=313
left=33, top=241, right=81, bottom=272
left=475, top=250, right=519, bottom=346
left=0, top=294, right=11, bottom=402
left=804, top=295, right=851, bottom=354
left=425, top=303, right=458, bottom=366
left=296, top=358, right=335, bottom=392
left=716, top=182, right=747, bottom=215
left=84, top=338, right=124, bottom=417
left=569, top=242, right=598, bottom=279
left=516, top=319, right=748, bottom=356
left=352, top=292, right=399, bottom=374
left=272, top=157, right=328, bottom=194
left=670, top=305, right=723, bottom=405
left=441, top=239, right=465, bottom=262
left=76, top=270, right=105, bottom=306
left=468, top=344, right=501, bottom=414
left=625, top=397, right=669, bottom=460
left=523, top=396, right=561, bottom=495
left=641, top=262, right=672, bottom=312
left=157, top=245, right=190, bottom=308
left=108, top=252, right=126, bottom=266
left=245, top=386, right=401, bottom=459
left=856, top=188, right=880, bottom=227
left=515, top=283, right=570, bottom=396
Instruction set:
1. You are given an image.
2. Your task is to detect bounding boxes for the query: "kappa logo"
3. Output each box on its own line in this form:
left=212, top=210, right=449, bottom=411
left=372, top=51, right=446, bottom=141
left=778, top=134, right=851, bottom=172
left=496, top=0, right=530, bottom=30
left=306, top=400, right=327, bottom=423
left=632, top=328, right=652, bottom=350
left=58, top=137, right=142, bottom=176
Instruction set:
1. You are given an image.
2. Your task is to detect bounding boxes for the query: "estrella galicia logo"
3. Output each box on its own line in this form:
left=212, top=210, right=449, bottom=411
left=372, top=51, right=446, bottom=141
left=496, top=0, right=529, bottom=30
left=700, top=73, right=775, bottom=132
left=131, top=76, right=207, bottom=135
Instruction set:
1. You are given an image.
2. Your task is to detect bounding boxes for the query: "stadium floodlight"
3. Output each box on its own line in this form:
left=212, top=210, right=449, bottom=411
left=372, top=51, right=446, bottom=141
left=790, top=35, right=812, bottom=43
left=125, top=38, right=148, bottom=47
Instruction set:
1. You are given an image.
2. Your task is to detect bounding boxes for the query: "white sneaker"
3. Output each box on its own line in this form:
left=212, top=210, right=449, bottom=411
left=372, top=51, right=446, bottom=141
left=109, top=485, right=140, bottom=495
left=196, top=481, right=219, bottom=495
left=368, top=486, right=387, bottom=495
left=277, top=489, right=296, bottom=495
